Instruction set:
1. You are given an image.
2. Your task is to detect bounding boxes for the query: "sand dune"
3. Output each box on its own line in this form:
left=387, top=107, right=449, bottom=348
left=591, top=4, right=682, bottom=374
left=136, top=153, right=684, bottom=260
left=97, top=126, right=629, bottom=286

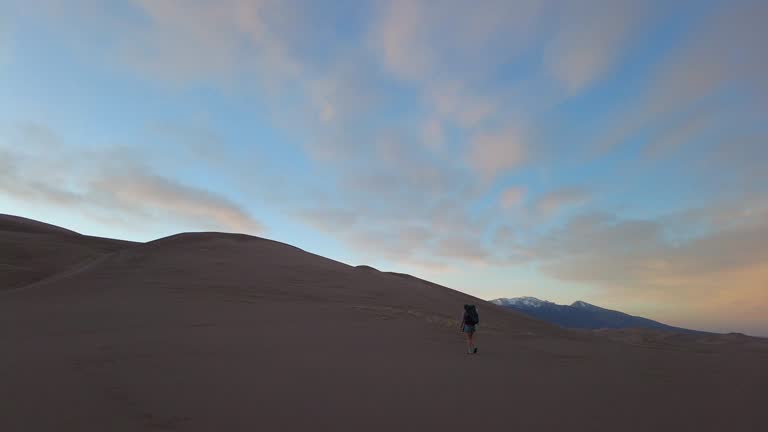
left=1, top=215, right=766, bottom=431
left=0, top=215, right=135, bottom=291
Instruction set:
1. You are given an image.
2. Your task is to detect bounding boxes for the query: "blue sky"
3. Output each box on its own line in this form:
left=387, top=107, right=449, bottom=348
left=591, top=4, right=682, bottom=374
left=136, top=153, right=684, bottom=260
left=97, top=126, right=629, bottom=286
left=2, top=0, right=767, bottom=335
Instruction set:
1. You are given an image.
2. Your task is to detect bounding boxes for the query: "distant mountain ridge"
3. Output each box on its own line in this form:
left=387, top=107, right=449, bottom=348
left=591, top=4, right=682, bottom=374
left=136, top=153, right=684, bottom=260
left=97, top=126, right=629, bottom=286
left=491, top=296, right=706, bottom=334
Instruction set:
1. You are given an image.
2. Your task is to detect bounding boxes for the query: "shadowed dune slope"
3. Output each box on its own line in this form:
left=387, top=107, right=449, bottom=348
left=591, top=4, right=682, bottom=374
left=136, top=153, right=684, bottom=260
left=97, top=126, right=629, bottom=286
left=0, top=214, right=80, bottom=235
left=2, top=217, right=767, bottom=431
left=0, top=214, right=136, bottom=291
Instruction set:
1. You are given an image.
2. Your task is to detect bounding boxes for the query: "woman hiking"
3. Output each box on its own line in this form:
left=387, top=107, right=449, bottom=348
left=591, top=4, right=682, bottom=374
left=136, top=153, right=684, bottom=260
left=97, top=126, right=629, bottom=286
left=460, top=304, right=479, bottom=354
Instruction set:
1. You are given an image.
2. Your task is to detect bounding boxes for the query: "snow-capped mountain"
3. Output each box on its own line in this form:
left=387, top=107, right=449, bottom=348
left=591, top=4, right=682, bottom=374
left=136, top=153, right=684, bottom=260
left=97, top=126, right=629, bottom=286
left=491, top=296, right=552, bottom=308
left=570, top=300, right=603, bottom=312
left=490, top=297, right=703, bottom=333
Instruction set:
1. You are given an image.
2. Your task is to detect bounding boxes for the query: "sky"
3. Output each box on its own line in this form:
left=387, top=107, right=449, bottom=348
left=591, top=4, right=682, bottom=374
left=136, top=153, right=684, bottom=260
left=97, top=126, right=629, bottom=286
left=2, top=0, right=767, bottom=336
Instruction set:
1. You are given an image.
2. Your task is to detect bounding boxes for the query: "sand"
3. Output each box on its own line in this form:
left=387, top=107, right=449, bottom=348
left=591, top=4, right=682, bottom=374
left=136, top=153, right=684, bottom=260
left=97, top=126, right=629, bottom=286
left=2, top=215, right=767, bottom=431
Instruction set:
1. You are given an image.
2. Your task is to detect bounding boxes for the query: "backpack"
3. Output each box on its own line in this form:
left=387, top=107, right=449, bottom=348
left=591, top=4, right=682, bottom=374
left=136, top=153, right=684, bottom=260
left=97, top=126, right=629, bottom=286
left=465, top=305, right=479, bottom=325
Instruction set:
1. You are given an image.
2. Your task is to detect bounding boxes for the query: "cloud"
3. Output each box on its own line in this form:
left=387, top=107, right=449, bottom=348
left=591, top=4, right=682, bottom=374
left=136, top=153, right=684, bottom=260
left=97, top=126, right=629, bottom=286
left=295, top=181, right=494, bottom=270
left=535, top=188, right=591, bottom=218
left=644, top=109, right=716, bottom=157
left=500, top=187, right=526, bottom=209
left=344, top=225, right=435, bottom=261
left=91, top=173, right=263, bottom=234
left=530, top=202, right=768, bottom=332
left=493, top=226, right=517, bottom=246
left=307, top=58, right=388, bottom=127
left=0, top=123, right=264, bottom=235
left=425, top=81, right=497, bottom=129
left=297, top=208, right=359, bottom=234
left=298, top=207, right=446, bottom=270
left=0, top=16, right=12, bottom=68
left=422, top=117, right=444, bottom=150
left=374, top=0, right=431, bottom=81
left=371, top=0, right=548, bottom=175
left=149, top=121, right=227, bottom=161
left=373, top=0, right=545, bottom=82
left=701, top=136, right=768, bottom=186
left=650, top=1, right=768, bottom=110
left=119, top=0, right=306, bottom=84
left=468, top=127, right=528, bottom=179
left=545, top=0, right=653, bottom=93
left=434, top=236, right=490, bottom=263
left=0, top=147, right=86, bottom=206
left=594, top=0, right=768, bottom=153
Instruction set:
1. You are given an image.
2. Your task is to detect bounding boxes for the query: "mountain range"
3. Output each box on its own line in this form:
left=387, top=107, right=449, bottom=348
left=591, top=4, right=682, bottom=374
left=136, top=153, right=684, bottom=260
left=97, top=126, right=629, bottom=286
left=491, top=296, right=705, bottom=334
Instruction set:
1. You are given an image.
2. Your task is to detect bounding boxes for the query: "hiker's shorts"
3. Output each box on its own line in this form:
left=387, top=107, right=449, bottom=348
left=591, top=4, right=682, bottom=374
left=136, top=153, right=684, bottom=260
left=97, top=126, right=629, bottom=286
left=463, top=324, right=476, bottom=333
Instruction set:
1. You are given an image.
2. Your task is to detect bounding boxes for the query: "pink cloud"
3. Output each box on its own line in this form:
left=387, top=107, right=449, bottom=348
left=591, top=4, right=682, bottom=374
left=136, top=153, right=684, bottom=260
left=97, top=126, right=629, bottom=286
left=422, top=117, right=444, bottom=150
left=92, top=173, right=263, bottom=234
left=1, top=123, right=264, bottom=235
left=545, top=0, right=653, bottom=94
left=434, top=236, right=490, bottom=263
left=500, top=187, right=526, bottom=209
left=468, top=127, right=528, bottom=179
left=535, top=188, right=591, bottom=218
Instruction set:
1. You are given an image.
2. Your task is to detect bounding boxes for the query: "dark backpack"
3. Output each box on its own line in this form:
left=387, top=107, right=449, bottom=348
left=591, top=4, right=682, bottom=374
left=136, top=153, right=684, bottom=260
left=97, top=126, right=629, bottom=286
left=465, top=306, right=479, bottom=325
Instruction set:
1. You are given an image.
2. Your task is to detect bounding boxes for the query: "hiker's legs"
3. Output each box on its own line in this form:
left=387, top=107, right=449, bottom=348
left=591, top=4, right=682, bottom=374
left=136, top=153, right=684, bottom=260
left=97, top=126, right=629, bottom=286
left=465, top=331, right=473, bottom=351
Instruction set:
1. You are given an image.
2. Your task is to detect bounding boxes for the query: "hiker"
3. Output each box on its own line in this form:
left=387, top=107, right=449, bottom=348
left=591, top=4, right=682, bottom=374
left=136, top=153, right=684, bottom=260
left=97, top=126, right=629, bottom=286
left=461, top=304, right=479, bottom=354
